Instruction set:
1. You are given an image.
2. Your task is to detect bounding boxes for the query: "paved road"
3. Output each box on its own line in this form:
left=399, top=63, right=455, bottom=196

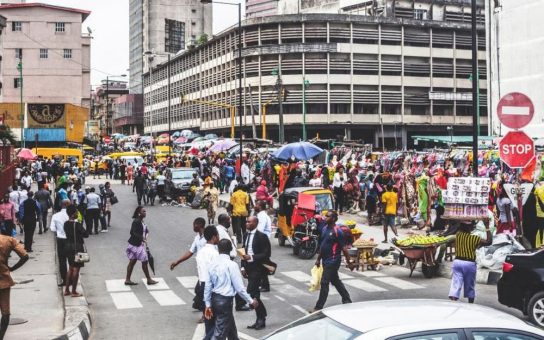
left=81, top=179, right=524, bottom=340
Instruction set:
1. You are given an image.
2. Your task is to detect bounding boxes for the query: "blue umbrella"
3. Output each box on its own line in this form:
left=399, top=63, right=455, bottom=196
left=272, top=142, right=323, bottom=161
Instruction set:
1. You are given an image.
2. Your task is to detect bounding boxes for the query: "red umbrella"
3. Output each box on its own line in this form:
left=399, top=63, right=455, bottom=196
left=17, top=148, right=37, bottom=160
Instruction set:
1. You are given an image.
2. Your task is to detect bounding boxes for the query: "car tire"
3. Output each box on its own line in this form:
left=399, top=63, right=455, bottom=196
left=528, top=291, right=544, bottom=327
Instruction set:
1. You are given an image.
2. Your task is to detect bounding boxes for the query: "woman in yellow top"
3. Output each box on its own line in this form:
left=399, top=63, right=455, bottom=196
left=381, top=184, right=398, bottom=243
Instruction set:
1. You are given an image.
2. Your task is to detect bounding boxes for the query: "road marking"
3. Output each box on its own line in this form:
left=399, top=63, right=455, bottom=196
left=238, top=333, right=258, bottom=340
left=105, top=279, right=131, bottom=292
left=110, top=292, right=143, bottom=309
left=338, top=272, right=354, bottom=280
left=150, top=290, right=186, bottom=306
left=274, top=294, right=285, bottom=302
left=191, top=324, right=205, bottom=340
left=281, top=271, right=312, bottom=282
left=354, top=271, right=386, bottom=278
left=176, top=276, right=198, bottom=295
left=275, top=284, right=311, bottom=297
left=268, top=276, right=285, bottom=285
left=344, top=279, right=387, bottom=292
left=291, top=304, right=308, bottom=314
left=142, top=277, right=169, bottom=290
left=374, top=277, right=424, bottom=290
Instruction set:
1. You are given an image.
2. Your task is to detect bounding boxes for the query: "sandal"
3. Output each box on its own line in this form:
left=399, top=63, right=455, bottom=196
left=64, top=291, right=71, bottom=296
left=71, top=292, right=83, bottom=297
left=147, top=280, right=158, bottom=285
left=124, top=281, right=138, bottom=286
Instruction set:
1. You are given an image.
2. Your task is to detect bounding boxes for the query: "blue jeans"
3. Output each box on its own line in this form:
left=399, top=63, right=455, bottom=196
left=204, top=293, right=238, bottom=340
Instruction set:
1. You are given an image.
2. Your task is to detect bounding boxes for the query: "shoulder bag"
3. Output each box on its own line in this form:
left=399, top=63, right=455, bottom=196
left=72, top=222, right=90, bottom=263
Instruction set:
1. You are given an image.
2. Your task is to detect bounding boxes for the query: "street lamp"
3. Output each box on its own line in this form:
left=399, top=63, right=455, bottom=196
left=144, top=51, right=172, bottom=156
left=16, top=58, right=23, bottom=148
left=201, top=0, right=243, bottom=167
left=302, top=77, right=310, bottom=141
left=105, top=74, right=126, bottom=137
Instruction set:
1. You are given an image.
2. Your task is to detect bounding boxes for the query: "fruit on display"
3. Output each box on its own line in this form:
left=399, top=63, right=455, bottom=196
left=353, top=238, right=376, bottom=247
left=344, top=220, right=357, bottom=228
left=351, top=227, right=363, bottom=234
left=395, top=235, right=449, bottom=247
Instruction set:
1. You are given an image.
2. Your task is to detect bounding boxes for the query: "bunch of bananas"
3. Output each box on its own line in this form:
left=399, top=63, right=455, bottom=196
left=344, top=220, right=357, bottom=227
left=395, top=235, right=449, bottom=247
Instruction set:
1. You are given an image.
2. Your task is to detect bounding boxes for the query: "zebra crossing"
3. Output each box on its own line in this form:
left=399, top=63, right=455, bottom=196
left=105, top=268, right=425, bottom=310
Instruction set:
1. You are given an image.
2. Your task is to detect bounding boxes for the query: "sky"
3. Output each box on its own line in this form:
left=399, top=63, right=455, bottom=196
left=40, top=0, right=245, bottom=87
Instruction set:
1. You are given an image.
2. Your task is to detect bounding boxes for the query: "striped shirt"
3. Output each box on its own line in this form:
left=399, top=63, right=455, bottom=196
left=455, top=231, right=481, bottom=261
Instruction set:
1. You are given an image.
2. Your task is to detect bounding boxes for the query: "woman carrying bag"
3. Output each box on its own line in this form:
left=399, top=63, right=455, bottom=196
left=63, top=205, right=89, bottom=297
left=124, top=206, right=158, bottom=286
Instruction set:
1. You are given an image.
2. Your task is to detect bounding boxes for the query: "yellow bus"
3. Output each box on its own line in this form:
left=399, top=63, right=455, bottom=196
left=32, top=147, right=83, bottom=166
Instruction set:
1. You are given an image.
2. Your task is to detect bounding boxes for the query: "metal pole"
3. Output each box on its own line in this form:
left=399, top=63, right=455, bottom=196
left=277, top=74, right=284, bottom=143
left=149, top=62, right=154, bottom=157
left=248, top=85, right=257, bottom=139
left=262, top=105, right=267, bottom=140
left=18, top=59, right=24, bottom=148
left=106, top=76, right=109, bottom=137
left=237, top=3, right=243, bottom=166
left=380, top=117, right=385, bottom=152
left=471, top=0, right=479, bottom=176
left=302, top=76, right=307, bottom=141
left=167, top=53, right=171, bottom=156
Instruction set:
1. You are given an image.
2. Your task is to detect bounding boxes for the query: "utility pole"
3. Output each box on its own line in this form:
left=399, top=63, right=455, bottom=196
left=248, top=85, right=257, bottom=139
left=167, top=53, right=171, bottom=156
left=17, top=59, right=23, bottom=148
left=273, top=68, right=284, bottom=143
left=302, top=77, right=310, bottom=141
left=471, top=0, right=479, bottom=176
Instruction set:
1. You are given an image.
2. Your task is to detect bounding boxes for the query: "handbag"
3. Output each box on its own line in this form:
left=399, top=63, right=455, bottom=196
left=72, top=222, right=90, bottom=263
left=110, top=195, right=119, bottom=205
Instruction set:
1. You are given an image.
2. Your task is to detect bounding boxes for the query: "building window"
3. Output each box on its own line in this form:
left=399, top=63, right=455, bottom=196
left=414, top=9, right=427, bottom=20
left=191, top=9, right=196, bottom=13
left=165, top=19, right=185, bottom=53
left=15, top=48, right=22, bottom=59
left=14, top=78, right=22, bottom=88
left=40, top=49, right=48, bottom=59
left=11, top=21, right=21, bottom=31
left=63, top=49, right=72, bottom=59
left=55, top=22, right=65, bottom=32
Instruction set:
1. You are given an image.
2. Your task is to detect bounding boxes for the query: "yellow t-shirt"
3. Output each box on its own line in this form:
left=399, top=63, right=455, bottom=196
left=230, top=190, right=249, bottom=217
left=536, top=186, right=544, bottom=218
left=381, top=191, right=398, bottom=215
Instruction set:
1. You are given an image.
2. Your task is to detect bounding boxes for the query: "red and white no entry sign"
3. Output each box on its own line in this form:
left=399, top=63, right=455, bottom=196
left=497, top=92, right=535, bottom=129
left=499, top=131, right=535, bottom=169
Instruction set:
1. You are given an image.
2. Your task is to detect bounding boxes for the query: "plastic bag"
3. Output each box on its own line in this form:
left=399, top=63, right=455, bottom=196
left=309, top=265, right=323, bottom=292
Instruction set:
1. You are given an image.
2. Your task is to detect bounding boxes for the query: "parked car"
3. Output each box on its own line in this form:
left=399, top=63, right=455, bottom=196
left=263, top=299, right=544, bottom=340
left=498, top=249, right=544, bottom=328
left=164, top=167, right=200, bottom=199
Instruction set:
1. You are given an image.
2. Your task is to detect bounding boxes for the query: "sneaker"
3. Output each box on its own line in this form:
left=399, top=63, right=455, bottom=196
left=100, top=229, right=109, bottom=233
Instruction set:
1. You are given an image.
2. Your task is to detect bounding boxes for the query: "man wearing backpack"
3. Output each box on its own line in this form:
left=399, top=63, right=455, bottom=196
left=311, top=210, right=354, bottom=313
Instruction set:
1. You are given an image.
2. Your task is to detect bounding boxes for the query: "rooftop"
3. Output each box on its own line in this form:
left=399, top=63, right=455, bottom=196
left=0, top=2, right=91, bottom=22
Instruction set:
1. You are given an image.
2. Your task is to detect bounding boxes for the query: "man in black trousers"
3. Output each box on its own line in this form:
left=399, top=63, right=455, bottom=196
left=21, top=191, right=40, bottom=252
left=241, top=216, right=270, bottom=331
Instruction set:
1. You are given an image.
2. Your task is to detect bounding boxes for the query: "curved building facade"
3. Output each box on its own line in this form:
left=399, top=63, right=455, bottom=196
left=144, top=10, right=487, bottom=148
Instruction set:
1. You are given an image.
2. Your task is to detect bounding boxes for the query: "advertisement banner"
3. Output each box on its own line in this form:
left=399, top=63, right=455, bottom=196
left=0, top=103, right=24, bottom=128
left=27, top=103, right=65, bottom=128
left=87, top=120, right=100, bottom=140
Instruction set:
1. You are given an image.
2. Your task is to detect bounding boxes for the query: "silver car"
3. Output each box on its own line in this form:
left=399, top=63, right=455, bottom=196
left=263, top=299, right=544, bottom=340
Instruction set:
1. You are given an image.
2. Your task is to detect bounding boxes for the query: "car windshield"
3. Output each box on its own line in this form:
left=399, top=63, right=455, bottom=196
left=264, top=312, right=360, bottom=340
left=171, top=170, right=194, bottom=180
left=121, top=156, right=143, bottom=166
left=315, top=193, right=334, bottom=211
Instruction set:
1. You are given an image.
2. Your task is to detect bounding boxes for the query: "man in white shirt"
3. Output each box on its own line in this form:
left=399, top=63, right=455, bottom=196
left=241, top=161, right=251, bottom=185
left=255, top=201, right=272, bottom=237
left=196, top=226, right=219, bottom=333
left=228, top=177, right=239, bottom=195
left=169, top=217, right=207, bottom=312
left=216, top=214, right=237, bottom=258
left=21, top=172, right=32, bottom=189
left=50, top=200, right=70, bottom=286
left=84, top=187, right=102, bottom=235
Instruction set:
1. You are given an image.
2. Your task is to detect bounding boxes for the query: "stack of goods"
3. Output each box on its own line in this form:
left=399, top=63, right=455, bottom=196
left=353, top=238, right=376, bottom=247
left=442, top=177, right=490, bottom=220
left=344, top=220, right=357, bottom=229
left=394, top=235, right=449, bottom=248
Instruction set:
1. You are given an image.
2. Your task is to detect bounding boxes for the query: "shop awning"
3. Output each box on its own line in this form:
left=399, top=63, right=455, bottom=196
left=411, top=135, right=496, bottom=145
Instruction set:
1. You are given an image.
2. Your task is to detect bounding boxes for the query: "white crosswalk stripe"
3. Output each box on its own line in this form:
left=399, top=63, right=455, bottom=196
left=105, top=279, right=131, bottom=292
left=281, top=271, right=312, bottom=282
left=150, top=290, right=185, bottom=306
left=176, top=276, right=198, bottom=296
left=110, top=292, right=143, bottom=309
left=343, top=279, right=387, bottom=292
left=142, top=277, right=170, bottom=290
left=374, top=277, right=424, bottom=290
left=352, top=270, right=386, bottom=278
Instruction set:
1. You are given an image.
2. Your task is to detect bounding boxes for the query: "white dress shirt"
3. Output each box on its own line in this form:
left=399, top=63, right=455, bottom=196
left=244, top=229, right=256, bottom=262
left=241, top=163, right=251, bottom=184
left=216, top=224, right=237, bottom=258
left=256, top=211, right=272, bottom=236
left=204, top=254, right=253, bottom=308
left=50, top=209, right=69, bottom=239
left=196, top=243, right=218, bottom=283
left=333, top=172, right=347, bottom=188
left=190, top=233, right=206, bottom=254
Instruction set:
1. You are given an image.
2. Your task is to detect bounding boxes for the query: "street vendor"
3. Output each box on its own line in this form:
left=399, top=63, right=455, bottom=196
left=448, top=220, right=492, bottom=304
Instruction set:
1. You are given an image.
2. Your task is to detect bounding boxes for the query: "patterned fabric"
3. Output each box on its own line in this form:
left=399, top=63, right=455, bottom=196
left=126, top=244, right=148, bottom=262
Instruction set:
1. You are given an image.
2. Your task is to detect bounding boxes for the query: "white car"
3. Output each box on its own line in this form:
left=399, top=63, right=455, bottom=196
left=263, top=299, right=544, bottom=340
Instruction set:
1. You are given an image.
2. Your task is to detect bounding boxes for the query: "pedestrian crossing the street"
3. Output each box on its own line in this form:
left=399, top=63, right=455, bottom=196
left=104, top=269, right=425, bottom=310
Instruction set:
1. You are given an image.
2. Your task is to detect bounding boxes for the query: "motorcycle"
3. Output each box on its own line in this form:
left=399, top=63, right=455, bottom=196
left=292, top=212, right=321, bottom=260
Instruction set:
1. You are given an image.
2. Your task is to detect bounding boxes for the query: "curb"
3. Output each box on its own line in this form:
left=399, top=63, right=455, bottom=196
left=52, top=282, right=92, bottom=340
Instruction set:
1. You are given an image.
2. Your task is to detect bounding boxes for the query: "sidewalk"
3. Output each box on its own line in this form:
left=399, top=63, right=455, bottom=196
left=218, top=192, right=502, bottom=285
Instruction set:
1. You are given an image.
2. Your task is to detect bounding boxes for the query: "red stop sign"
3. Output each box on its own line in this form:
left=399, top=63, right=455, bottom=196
left=499, top=131, right=535, bottom=169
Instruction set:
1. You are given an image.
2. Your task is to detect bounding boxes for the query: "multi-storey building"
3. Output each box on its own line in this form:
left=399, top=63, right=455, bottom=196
left=486, top=0, right=544, bottom=137
left=124, top=0, right=213, bottom=135
left=246, top=0, right=280, bottom=18
left=0, top=2, right=92, bottom=144
left=93, top=80, right=129, bottom=136
left=144, top=0, right=487, bottom=148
